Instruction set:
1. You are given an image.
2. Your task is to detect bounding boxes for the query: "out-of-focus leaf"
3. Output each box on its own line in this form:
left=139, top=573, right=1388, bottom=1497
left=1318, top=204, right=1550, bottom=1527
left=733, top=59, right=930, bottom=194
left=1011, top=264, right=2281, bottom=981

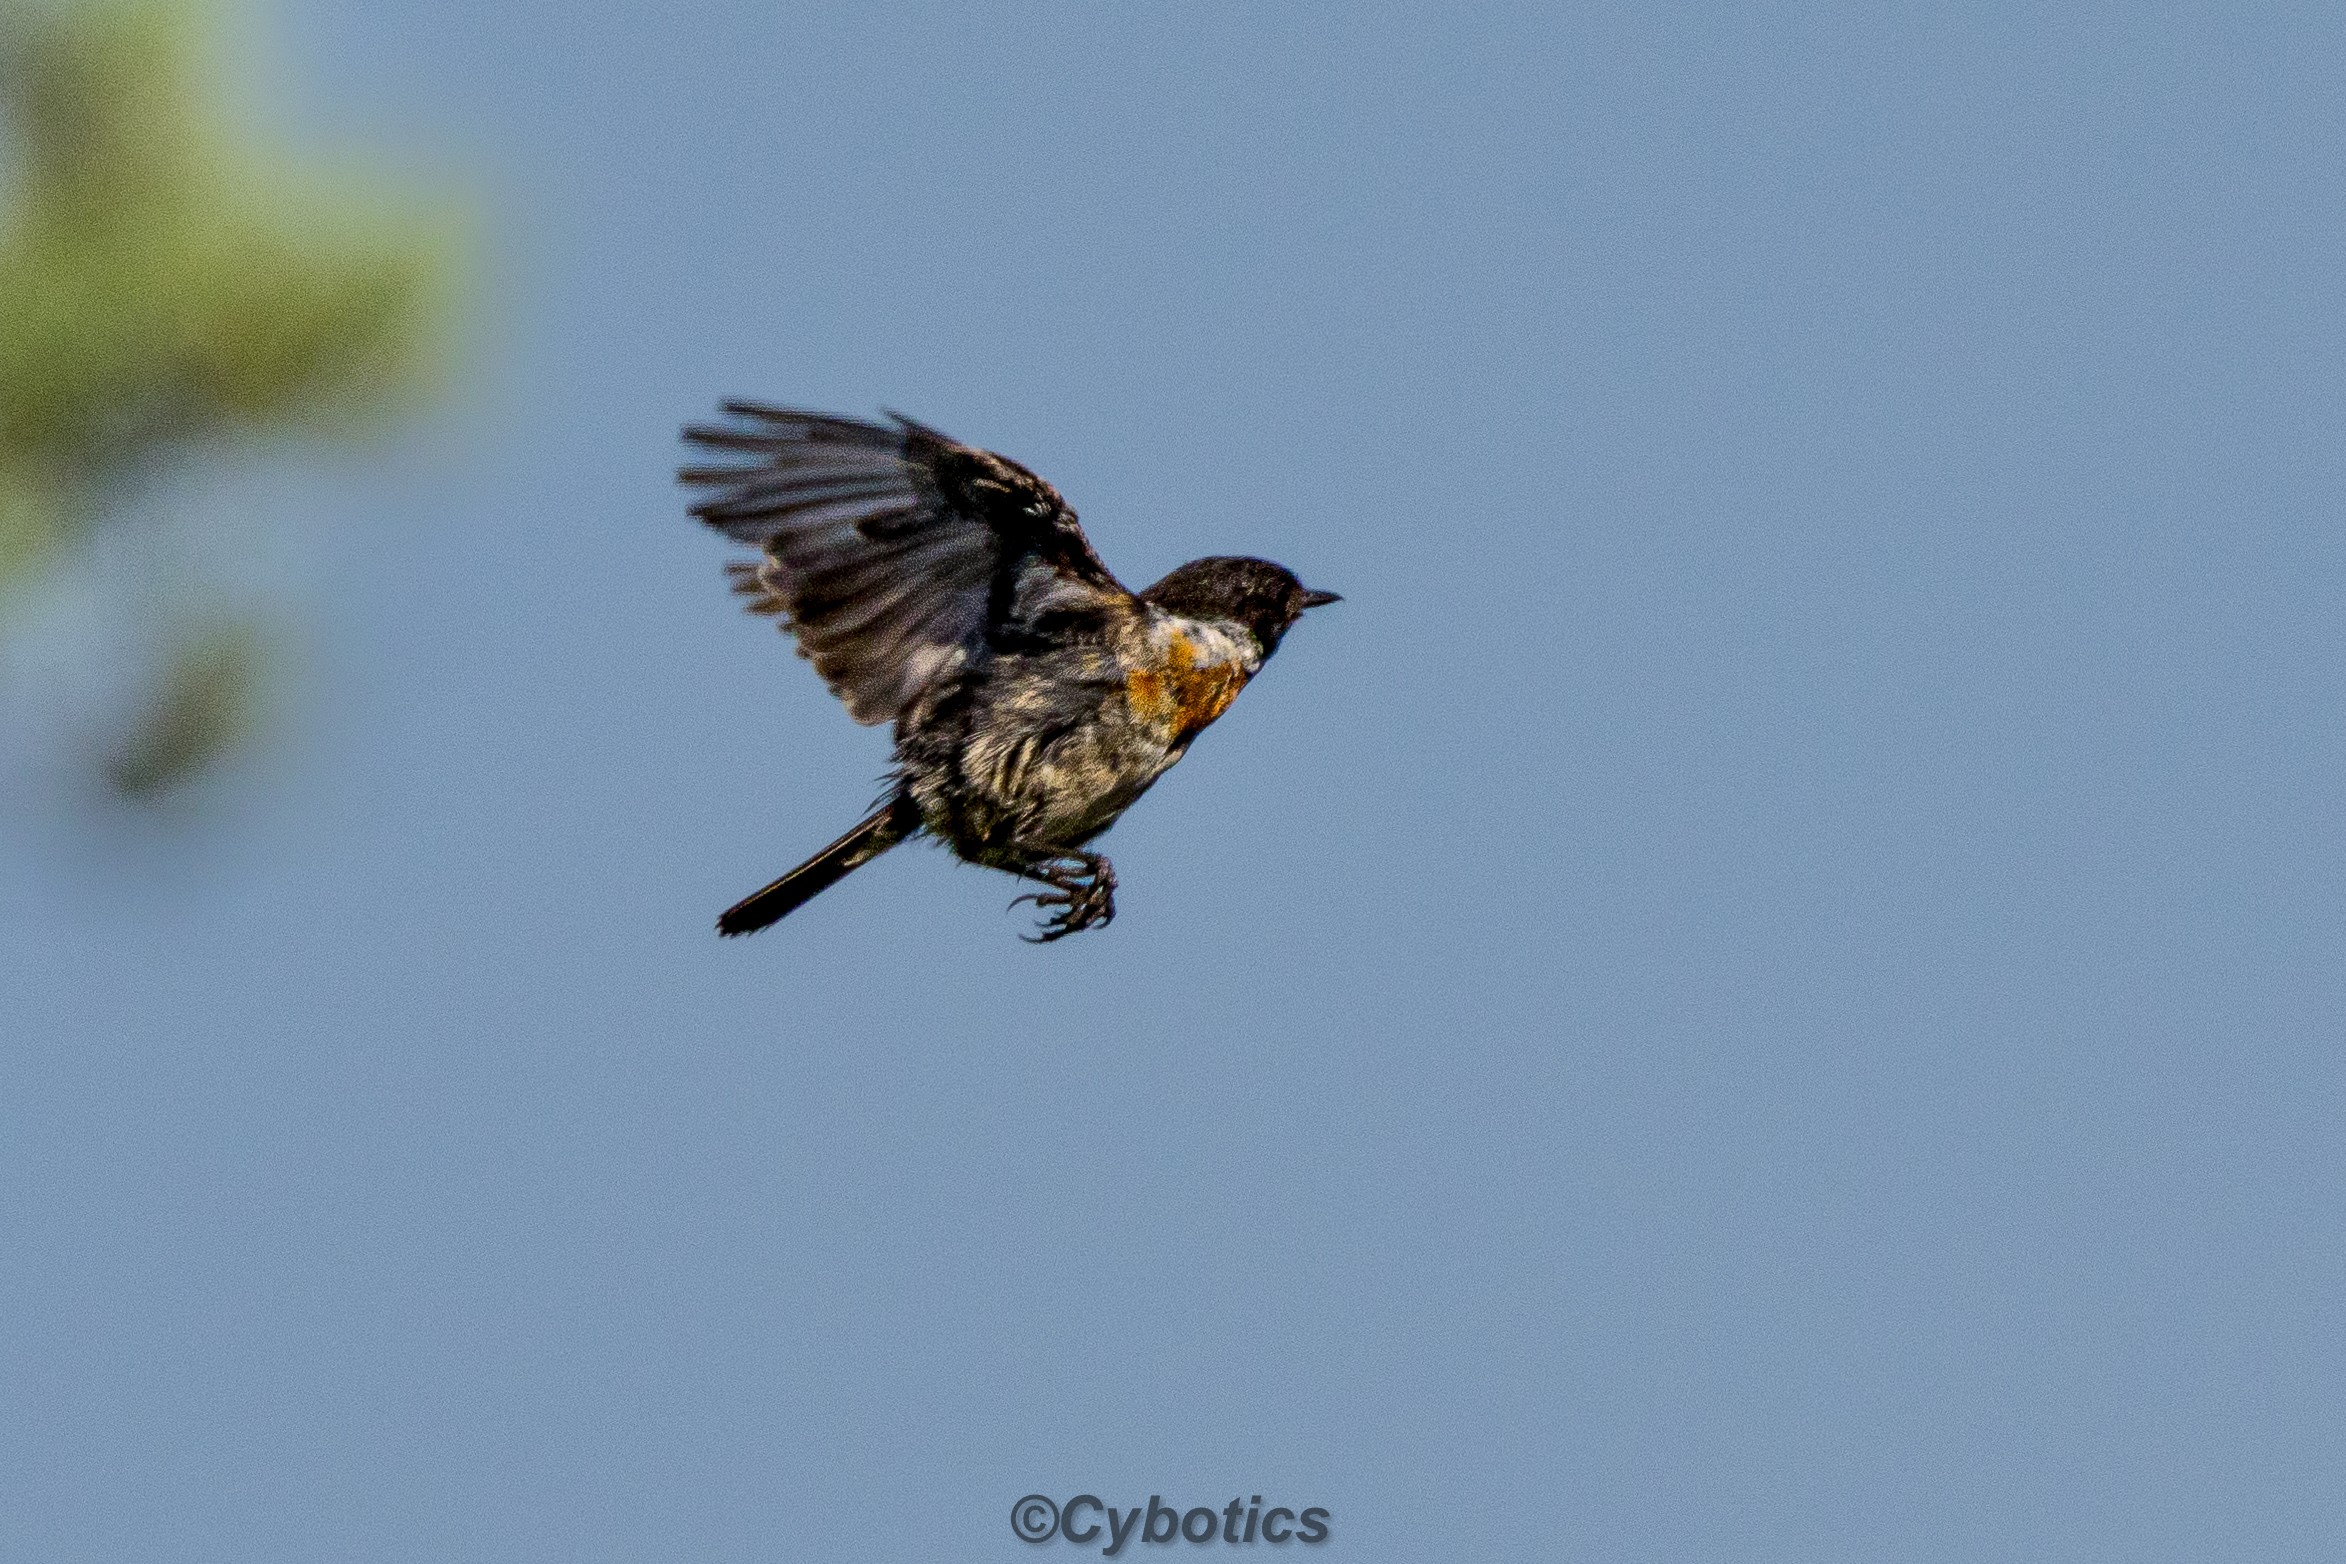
left=0, top=0, right=211, bottom=204
left=103, top=612, right=266, bottom=796
left=0, top=460, right=63, bottom=592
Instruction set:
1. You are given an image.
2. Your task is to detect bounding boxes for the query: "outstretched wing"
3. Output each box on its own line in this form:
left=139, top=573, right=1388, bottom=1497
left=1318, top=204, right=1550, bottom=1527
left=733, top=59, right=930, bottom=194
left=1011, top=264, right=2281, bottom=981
left=680, top=405, right=1130, bottom=725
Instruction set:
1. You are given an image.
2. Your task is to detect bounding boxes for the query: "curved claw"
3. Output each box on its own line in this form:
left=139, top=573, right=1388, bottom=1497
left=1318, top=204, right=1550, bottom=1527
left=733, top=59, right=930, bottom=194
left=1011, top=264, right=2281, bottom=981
left=1005, top=852, right=1118, bottom=941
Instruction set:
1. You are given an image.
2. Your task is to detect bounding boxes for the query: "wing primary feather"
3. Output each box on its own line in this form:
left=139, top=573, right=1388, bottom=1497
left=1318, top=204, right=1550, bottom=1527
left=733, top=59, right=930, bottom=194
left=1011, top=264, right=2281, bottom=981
left=680, top=404, right=1132, bottom=726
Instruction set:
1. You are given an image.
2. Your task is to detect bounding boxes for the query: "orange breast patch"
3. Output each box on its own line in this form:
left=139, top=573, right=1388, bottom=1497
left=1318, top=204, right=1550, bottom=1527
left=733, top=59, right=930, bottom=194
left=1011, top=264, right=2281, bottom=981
left=1127, top=633, right=1246, bottom=741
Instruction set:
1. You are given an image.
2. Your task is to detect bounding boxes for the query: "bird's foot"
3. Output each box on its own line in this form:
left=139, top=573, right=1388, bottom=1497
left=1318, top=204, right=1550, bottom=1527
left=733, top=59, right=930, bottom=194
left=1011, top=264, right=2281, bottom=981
left=1010, top=853, right=1117, bottom=942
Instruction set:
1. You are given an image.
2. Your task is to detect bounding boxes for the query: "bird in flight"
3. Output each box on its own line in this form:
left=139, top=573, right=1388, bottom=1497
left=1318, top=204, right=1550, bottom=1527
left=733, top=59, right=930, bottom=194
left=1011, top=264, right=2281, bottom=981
left=680, top=404, right=1339, bottom=941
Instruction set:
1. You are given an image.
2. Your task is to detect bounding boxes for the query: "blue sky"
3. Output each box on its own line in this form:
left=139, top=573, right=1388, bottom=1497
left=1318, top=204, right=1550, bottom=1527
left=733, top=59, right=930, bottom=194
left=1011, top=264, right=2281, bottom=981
left=6, top=2, right=2343, bottom=1559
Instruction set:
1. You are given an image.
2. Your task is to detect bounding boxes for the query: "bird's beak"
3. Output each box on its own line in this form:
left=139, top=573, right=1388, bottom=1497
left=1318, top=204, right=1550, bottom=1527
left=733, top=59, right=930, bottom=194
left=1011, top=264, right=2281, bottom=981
left=1300, top=588, right=1343, bottom=609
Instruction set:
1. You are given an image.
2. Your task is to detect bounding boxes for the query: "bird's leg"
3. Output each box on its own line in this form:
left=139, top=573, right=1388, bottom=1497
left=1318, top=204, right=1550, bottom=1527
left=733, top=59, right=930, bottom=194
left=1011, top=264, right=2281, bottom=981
left=1006, top=847, right=1118, bottom=942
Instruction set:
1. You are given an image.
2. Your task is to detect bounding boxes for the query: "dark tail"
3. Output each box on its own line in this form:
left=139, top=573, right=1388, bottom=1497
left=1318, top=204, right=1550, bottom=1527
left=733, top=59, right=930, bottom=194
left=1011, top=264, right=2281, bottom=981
left=716, top=796, right=917, bottom=937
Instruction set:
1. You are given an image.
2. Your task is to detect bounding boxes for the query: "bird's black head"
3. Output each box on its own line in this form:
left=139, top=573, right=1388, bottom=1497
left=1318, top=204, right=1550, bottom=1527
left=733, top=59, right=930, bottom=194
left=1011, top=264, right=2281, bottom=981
left=1139, top=556, right=1340, bottom=656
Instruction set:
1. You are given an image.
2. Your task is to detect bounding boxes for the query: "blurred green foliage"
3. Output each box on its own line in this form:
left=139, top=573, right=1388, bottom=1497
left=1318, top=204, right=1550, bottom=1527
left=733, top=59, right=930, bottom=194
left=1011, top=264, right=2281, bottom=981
left=101, top=610, right=263, bottom=795
left=0, top=0, right=466, bottom=795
